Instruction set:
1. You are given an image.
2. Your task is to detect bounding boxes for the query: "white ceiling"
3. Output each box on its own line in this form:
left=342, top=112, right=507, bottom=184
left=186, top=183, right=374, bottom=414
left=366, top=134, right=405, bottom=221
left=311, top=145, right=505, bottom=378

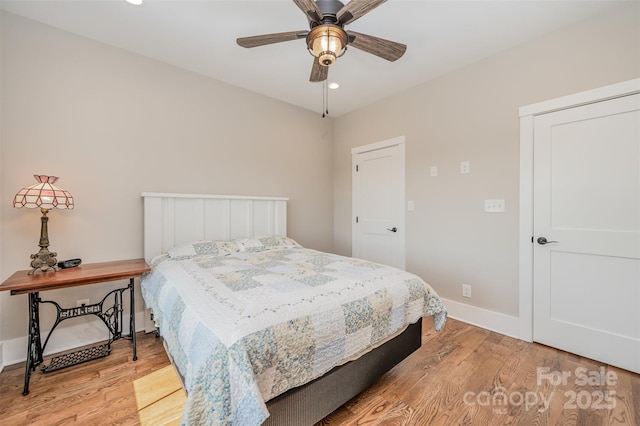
left=1, top=0, right=624, bottom=116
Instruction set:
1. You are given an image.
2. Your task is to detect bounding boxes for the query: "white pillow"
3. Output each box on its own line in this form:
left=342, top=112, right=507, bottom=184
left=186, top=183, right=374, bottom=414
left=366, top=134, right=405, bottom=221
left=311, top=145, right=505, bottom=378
left=167, top=240, right=239, bottom=258
left=236, top=235, right=301, bottom=252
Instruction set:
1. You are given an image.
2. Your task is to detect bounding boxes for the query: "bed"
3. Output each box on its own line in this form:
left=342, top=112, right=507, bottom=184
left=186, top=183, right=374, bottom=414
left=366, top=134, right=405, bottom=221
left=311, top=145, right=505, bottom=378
left=140, top=193, right=447, bottom=425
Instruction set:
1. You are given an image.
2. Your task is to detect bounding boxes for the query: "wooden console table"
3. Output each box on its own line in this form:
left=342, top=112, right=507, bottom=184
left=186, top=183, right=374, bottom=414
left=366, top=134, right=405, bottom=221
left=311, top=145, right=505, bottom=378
left=0, top=258, right=150, bottom=395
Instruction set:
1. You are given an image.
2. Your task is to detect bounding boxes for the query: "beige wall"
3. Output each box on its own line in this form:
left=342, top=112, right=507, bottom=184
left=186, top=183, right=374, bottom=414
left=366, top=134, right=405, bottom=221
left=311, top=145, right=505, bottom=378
left=333, top=2, right=640, bottom=317
left=0, top=13, right=334, bottom=343
left=1, top=2, right=638, bottom=358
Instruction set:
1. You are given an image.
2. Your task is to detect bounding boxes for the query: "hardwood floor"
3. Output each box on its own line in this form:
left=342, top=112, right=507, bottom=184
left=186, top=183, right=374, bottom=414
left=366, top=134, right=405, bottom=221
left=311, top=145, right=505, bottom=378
left=0, top=318, right=638, bottom=425
left=0, top=332, right=172, bottom=425
left=318, top=320, right=639, bottom=426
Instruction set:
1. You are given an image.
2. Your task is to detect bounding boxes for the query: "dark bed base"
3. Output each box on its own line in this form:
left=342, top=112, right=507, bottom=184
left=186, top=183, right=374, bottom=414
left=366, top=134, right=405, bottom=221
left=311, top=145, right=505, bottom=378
left=263, top=318, right=423, bottom=426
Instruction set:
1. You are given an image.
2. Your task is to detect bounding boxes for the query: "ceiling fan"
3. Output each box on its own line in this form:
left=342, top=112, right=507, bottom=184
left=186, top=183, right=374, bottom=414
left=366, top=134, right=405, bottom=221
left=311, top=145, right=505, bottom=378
left=236, top=0, right=407, bottom=83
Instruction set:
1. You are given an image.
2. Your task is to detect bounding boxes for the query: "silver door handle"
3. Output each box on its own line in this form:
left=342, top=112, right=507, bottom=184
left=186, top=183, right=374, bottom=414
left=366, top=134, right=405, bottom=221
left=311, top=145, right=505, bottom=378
left=386, top=227, right=398, bottom=233
left=537, top=237, right=558, bottom=245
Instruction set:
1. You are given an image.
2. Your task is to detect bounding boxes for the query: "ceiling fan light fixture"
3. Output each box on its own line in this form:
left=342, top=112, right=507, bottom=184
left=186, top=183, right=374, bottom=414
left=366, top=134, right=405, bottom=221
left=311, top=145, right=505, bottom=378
left=307, top=25, right=347, bottom=67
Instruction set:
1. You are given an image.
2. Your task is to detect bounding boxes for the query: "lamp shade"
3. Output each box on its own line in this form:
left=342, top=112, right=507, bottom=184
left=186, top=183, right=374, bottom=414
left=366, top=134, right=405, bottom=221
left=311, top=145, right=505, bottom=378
left=307, top=25, right=347, bottom=67
left=13, top=175, right=74, bottom=210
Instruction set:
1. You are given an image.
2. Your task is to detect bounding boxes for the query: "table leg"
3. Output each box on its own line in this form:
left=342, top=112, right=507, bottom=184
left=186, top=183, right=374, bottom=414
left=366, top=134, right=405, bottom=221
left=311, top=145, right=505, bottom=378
left=129, top=278, right=137, bottom=361
left=23, top=292, right=43, bottom=396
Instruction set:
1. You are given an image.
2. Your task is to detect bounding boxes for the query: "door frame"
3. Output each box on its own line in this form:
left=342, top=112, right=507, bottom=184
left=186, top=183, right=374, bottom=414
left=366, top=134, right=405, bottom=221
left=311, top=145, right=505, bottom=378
left=352, top=135, right=406, bottom=269
left=518, top=78, right=640, bottom=341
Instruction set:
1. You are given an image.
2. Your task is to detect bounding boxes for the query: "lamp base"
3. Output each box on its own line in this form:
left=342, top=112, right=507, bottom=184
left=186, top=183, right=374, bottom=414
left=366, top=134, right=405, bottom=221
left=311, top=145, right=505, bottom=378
left=27, top=207, right=60, bottom=274
left=29, top=248, right=59, bottom=274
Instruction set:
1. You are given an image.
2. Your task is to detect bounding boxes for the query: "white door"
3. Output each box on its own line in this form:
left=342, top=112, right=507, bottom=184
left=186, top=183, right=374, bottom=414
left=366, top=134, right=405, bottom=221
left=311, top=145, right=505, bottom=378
left=533, top=93, right=640, bottom=373
left=352, top=138, right=405, bottom=269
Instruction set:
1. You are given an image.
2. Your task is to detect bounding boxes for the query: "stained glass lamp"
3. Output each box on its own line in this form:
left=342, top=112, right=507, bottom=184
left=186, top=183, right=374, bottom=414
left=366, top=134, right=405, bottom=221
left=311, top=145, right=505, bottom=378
left=13, top=175, right=74, bottom=274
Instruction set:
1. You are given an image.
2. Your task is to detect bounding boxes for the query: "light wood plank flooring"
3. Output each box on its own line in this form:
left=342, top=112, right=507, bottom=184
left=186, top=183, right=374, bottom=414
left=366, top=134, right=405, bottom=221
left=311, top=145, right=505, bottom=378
left=0, top=318, right=638, bottom=425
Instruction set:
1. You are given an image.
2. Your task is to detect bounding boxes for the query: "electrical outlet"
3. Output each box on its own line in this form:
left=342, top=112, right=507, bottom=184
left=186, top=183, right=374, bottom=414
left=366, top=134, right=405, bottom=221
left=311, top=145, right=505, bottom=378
left=460, top=161, right=470, bottom=174
left=76, top=298, right=90, bottom=307
left=462, top=284, right=472, bottom=298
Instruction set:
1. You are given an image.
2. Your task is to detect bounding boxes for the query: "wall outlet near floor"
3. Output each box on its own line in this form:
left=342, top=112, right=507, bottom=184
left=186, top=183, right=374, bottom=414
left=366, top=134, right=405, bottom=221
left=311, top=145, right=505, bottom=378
left=460, top=161, right=470, bottom=174
left=76, top=298, right=90, bottom=307
left=462, top=284, right=472, bottom=298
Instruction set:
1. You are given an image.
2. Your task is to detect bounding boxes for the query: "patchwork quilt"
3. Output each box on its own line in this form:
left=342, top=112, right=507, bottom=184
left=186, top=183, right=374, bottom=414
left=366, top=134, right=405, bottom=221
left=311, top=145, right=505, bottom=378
left=140, top=236, right=447, bottom=425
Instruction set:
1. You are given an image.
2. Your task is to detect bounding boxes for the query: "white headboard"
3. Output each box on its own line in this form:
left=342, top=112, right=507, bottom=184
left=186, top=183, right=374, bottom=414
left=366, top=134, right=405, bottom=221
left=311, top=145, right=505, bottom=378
left=142, top=192, right=288, bottom=261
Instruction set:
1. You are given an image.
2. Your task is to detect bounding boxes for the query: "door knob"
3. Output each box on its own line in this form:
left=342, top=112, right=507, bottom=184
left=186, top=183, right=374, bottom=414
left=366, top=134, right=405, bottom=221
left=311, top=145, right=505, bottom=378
left=386, top=227, right=398, bottom=233
left=537, top=237, right=558, bottom=245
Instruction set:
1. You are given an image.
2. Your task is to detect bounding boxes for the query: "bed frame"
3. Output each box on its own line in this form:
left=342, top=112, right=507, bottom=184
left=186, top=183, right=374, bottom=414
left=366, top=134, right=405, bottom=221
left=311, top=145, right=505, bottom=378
left=142, top=192, right=422, bottom=425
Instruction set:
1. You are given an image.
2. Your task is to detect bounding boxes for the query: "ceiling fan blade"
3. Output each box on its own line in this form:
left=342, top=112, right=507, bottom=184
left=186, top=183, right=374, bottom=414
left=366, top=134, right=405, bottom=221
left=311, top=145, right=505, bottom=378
left=237, top=30, right=308, bottom=48
left=310, top=59, right=328, bottom=82
left=292, top=0, right=324, bottom=23
left=347, top=30, right=406, bottom=62
left=337, top=0, right=387, bottom=25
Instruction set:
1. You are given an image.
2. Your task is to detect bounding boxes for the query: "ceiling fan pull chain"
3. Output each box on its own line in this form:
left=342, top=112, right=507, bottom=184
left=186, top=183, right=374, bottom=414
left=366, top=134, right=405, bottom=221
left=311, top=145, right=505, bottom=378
left=325, top=79, right=329, bottom=116
left=322, top=79, right=328, bottom=118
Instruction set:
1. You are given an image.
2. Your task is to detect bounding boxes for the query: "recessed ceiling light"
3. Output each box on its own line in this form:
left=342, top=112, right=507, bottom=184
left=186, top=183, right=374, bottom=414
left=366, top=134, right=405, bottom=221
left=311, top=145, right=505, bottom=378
left=328, top=82, right=340, bottom=90
left=126, top=0, right=143, bottom=5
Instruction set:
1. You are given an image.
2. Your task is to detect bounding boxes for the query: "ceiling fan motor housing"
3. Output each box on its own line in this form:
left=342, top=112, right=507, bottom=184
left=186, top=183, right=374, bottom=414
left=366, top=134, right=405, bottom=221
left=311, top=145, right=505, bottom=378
left=315, top=0, right=345, bottom=16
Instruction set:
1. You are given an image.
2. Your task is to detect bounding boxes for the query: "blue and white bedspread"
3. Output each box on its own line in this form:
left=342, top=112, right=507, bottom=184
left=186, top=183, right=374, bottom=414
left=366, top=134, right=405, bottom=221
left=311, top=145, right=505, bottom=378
left=141, top=236, right=447, bottom=426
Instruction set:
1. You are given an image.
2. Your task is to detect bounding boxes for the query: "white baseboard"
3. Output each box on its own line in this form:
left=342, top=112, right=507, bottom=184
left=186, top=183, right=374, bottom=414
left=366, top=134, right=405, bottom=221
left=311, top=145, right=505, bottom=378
left=440, top=297, right=521, bottom=339
left=0, top=311, right=146, bottom=371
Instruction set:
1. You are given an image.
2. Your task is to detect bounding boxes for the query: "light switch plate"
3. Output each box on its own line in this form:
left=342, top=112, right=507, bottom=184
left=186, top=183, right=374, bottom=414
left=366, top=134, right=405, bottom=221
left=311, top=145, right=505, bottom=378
left=484, top=199, right=505, bottom=212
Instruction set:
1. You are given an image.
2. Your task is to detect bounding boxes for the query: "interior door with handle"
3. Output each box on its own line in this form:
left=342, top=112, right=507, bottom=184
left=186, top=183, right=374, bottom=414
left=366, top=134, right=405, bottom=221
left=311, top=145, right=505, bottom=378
left=352, top=140, right=405, bottom=270
left=532, top=93, right=640, bottom=373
